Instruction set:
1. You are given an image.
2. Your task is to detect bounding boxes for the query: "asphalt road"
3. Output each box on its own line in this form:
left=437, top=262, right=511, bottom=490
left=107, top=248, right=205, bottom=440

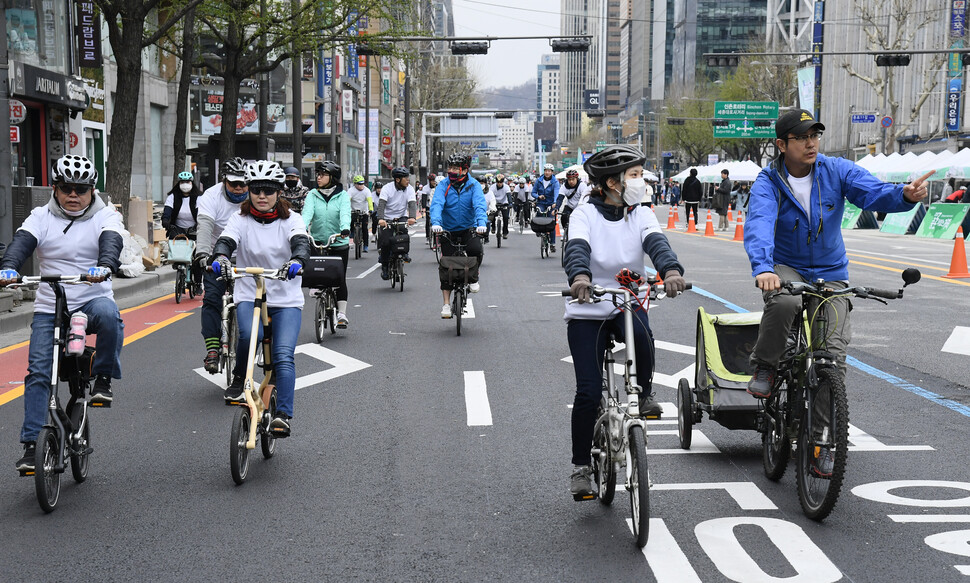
left=1, top=211, right=969, bottom=582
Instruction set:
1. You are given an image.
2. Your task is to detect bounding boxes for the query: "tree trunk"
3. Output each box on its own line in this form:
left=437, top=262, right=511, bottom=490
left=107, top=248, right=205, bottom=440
left=173, top=7, right=196, bottom=177
left=217, top=70, right=242, bottom=165
left=104, top=29, right=145, bottom=221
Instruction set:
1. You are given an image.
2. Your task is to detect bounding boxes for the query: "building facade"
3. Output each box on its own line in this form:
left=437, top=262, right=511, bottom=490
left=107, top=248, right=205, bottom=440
left=560, top=0, right=604, bottom=142
left=536, top=54, right=560, bottom=130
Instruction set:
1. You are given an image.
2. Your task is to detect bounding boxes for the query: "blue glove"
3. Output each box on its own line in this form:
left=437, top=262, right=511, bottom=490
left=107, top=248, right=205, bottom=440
left=283, top=260, right=302, bottom=280
left=0, top=269, right=19, bottom=285
left=210, top=255, right=229, bottom=277
left=86, top=266, right=111, bottom=282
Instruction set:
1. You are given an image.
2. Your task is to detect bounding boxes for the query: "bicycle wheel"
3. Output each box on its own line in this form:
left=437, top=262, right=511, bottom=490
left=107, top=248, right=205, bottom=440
left=496, top=217, right=502, bottom=248
left=354, top=226, right=363, bottom=260
left=592, top=414, right=615, bottom=505
left=796, top=368, right=849, bottom=521
left=453, top=289, right=463, bottom=336
left=230, top=407, right=251, bottom=485
left=433, top=235, right=441, bottom=263
left=628, top=425, right=650, bottom=548
left=314, top=293, right=325, bottom=342
left=677, top=378, right=693, bottom=450
left=34, top=427, right=61, bottom=513
left=175, top=267, right=185, bottom=304
left=260, top=388, right=278, bottom=459
left=188, top=268, right=196, bottom=299
left=397, top=258, right=405, bottom=292
left=327, top=290, right=337, bottom=334
left=225, top=309, right=238, bottom=387
left=762, top=389, right=790, bottom=481
left=69, top=404, right=90, bottom=483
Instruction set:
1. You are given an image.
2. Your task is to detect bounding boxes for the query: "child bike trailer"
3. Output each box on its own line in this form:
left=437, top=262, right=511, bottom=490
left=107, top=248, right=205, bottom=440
left=677, top=307, right=763, bottom=449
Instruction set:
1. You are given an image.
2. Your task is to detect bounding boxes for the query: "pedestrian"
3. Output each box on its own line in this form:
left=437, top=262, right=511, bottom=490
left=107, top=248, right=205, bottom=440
left=940, top=178, right=955, bottom=204
left=682, top=168, right=702, bottom=225
left=715, top=169, right=732, bottom=231
left=670, top=182, right=681, bottom=207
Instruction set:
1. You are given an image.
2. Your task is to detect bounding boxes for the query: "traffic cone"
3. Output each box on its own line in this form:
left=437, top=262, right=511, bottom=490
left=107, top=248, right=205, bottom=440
left=555, top=221, right=561, bottom=238
left=944, top=226, right=970, bottom=279
left=727, top=204, right=734, bottom=222
left=704, top=210, right=716, bottom=236
left=733, top=212, right=745, bottom=242
left=686, top=214, right=697, bottom=233
left=673, top=206, right=679, bottom=221
left=666, top=209, right=676, bottom=229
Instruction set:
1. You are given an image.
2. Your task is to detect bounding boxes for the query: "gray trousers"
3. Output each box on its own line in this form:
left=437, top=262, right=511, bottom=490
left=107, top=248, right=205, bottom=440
left=752, top=264, right=851, bottom=376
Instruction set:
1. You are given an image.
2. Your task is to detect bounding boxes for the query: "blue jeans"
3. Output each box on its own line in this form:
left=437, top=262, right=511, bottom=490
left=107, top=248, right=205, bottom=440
left=201, top=270, right=228, bottom=343
left=22, top=297, right=124, bottom=443
left=232, top=303, right=301, bottom=418
left=566, top=310, right=654, bottom=465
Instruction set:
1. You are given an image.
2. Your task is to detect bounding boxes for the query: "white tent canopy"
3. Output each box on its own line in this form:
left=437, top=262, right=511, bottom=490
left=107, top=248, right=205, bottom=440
left=556, top=163, right=658, bottom=183
left=671, top=160, right=764, bottom=183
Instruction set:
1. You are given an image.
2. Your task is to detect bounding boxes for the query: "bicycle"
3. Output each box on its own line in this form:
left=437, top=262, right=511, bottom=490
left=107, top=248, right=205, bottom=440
left=215, top=272, right=238, bottom=388
left=351, top=210, right=366, bottom=260
left=305, top=234, right=344, bottom=343
left=384, top=219, right=410, bottom=292
left=6, top=275, right=99, bottom=513
left=562, top=271, right=690, bottom=548
left=757, top=268, right=921, bottom=521
left=532, top=206, right=556, bottom=259
left=168, top=236, right=196, bottom=304
left=492, top=203, right=509, bottom=248
left=225, top=266, right=292, bottom=485
left=438, top=230, right=479, bottom=337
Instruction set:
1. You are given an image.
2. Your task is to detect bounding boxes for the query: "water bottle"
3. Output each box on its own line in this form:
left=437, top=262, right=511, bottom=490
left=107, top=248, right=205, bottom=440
left=66, top=312, right=88, bottom=356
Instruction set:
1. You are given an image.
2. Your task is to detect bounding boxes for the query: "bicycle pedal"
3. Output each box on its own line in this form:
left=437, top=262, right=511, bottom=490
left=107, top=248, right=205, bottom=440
left=269, top=428, right=290, bottom=438
left=642, top=413, right=662, bottom=420
left=19, top=469, right=35, bottom=477
left=572, top=492, right=597, bottom=502
left=89, top=401, right=111, bottom=408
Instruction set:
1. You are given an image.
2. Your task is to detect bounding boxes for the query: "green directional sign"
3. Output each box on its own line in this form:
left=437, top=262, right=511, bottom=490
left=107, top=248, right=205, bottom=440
left=915, top=203, right=970, bottom=238
left=715, top=101, right=779, bottom=119
left=879, top=205, right=923, bottom=235
left=713, top=119, right=776, bottom=139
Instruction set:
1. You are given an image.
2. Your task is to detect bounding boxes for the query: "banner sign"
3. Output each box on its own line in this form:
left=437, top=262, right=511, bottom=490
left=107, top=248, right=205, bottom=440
left=584, top=90, right=599, bottom=110
left=342, top=89, right=354, bottom=121
left=915, top=203, right=970, bottom=238
left=303, top=52, right=314, bottom=80
left=879, top=205, right=923, bottom=235
left=953, top=0, right=967, bottom=38
left=357, top=109, right=380, bottom=175
left=323, top=57, right=333, bottom=86
left=347, top=11, right=358, bottom=78
left=75, top=1, right=102, bottom=68
left=797, top=68, right=815, bottom=113
left=948, top=78, right=962, bottom=131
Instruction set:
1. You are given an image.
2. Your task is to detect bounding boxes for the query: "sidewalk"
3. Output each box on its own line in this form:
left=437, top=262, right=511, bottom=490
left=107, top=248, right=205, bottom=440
left=0, top=268, right=177, bottom=336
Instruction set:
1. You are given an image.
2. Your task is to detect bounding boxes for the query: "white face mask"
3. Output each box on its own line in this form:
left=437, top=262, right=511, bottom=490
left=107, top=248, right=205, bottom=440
left=179, top=182, right=193, bottom=193
left=622, top=177, right=646, bottom=206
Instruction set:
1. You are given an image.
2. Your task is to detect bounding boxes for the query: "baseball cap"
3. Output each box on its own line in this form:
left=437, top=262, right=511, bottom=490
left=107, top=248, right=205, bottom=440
left=284, top=166, right=300, bottom=176
left=775, top=109, right=825, bottom=139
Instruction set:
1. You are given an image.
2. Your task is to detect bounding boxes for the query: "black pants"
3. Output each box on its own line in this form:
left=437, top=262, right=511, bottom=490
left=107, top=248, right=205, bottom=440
left=313, top=245, right=349, bottom=301
left=378, top=224, right=409, bottom=266
left=493, top=204, right=510, bottom=235
left=439, top=230, right=483, bottom=290
left=560, top=205, right=574, bottom=234
left=684, top=202, right=700, bottom=224
left=351, top=212, right=369, bottom=246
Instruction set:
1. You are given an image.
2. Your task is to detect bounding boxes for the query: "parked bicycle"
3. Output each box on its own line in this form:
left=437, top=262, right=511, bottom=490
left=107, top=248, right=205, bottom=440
left=438, top=230, right=479, bottom=337
left=563, top=271, right=690, bottom=548
left=305, top=234, right=344, bottom=342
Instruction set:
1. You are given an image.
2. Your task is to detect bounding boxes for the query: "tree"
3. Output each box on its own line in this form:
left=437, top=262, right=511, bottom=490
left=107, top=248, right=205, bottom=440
left=413, top=60, right=482, bottom=171
left=662, top=85, right=716, bottom=166
left=171, top=6, right=197, bottom=178
left=840, top=0, right=946, bottom=154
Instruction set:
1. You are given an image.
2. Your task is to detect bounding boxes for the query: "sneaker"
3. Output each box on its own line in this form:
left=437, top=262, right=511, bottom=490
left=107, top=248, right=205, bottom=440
left=363, top=247, right=369, bottom=253
left=746, top=365, right=776, bottom=398
left=441, top=304, right=452, bottom=319
left=550, top=244, right=556, bottom=253
left=336, top=313, right=349, bottom=329
left=638, top=392, right=662, bottom=419
left=569, top=465, right=598, bottom=500
left=15, top=442, right=36, bottom=472
left=90, top=375, right=113, bottom=406
left=224, top=376, right=244, bottom=403
left=203, top=349, right=220, bottom=374
left=469, top=282, right=480, bottom=293
left=269, top=414, right=291, bottom=437
left=193, top=284, right=204, bottom=296
left=380, top=266, right=390, bottom=280
left=811, top=446, right=835, bottom=478
left=402, top=254, right=412, bottom=263
left=502, top=234, right=508, bottom=239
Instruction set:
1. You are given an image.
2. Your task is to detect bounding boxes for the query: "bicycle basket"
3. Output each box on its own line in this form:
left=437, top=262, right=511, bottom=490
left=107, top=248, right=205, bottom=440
left=301, top=256, right=345, bottom=289
left=695, top=307, right=763, bottom=418
left=167, top=237, right=196, bottom=264
left=438, top=256, right=478, bottom=285
left=59, top=346, right=96, bottom=383
left=530, top=216, right=556, bottom=233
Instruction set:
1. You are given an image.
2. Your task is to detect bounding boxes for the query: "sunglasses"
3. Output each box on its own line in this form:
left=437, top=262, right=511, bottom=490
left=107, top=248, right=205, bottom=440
left=56, top=184, right=92, bottom=195
left=250, top=186, right=279, bottom=197
left=226, top=180, right=247, bottom=189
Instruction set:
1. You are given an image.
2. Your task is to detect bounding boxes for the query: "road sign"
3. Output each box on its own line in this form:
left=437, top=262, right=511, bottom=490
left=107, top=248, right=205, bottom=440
left=714, top=101, right=779, bottom=119
left=851, top=114, right=877, bottom=123
left=712, top=119, right=776, bottom=139
left=10, top=126, right=20, bottom=143
left=881, top=116, right=894, bottom=128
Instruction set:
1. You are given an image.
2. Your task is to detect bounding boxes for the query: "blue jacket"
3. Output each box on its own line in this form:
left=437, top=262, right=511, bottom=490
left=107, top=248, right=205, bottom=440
left=430, top=175, right=488, bottom=232
left=532, top=177, right=560, bottom=210
left=744, top=153, right=916, bottom=281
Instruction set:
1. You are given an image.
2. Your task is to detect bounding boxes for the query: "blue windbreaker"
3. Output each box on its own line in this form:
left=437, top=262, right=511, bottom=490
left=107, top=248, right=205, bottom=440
left=430, top=175, right=488, bottom=232
left=532, top=177, right=560, bottom=211
left=744, top=153, right=917, bottom=281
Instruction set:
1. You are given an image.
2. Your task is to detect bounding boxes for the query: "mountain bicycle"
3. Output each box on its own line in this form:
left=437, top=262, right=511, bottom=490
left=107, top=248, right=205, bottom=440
left=563, top=271, right=690, bottom=548
left=438, top=230, right=479, bottom=337
left=6, top=275, right=99, bottom=513
left=757, top=268, right=921, bottom=521
left=305, top=234, right=343, bottom=343
left=351, top=210, right=366, bottom=260
left=225, top=267, right=292, bottom=485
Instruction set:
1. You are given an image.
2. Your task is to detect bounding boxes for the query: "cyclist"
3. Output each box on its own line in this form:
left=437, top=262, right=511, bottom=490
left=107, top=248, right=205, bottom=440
left=349, top=175, right=373, bottom=253
left=162, top=171, right=203, bottom=294
left=209, top=161, right=310, bottom=436
left=532, top=163, right=561, bottom=252
left=195, top=156, right=248, bottom=374
left=744, top=109, right=929, bottom=404
left=281, top=166, right=308, bottom=213
left=514, top=176, right=531, bottom=226
left=420, top=173, right=438, bottom=237
left=562, top=145, right=687, bottom=499
left=429, top=153, right=488, bottom=318
left=556, top=169, right=590, bottom=235
left=302, top=161, right=352, bottom=328
left=487, top=173, right=512, bottom=239
left=0, top=156, right=125, bottom=470
left=376, top=167, right=417, bottom=280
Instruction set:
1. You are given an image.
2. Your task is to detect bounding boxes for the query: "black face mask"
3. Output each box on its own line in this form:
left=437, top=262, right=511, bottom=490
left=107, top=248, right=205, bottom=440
left=285, top=179, right=298, bottom=189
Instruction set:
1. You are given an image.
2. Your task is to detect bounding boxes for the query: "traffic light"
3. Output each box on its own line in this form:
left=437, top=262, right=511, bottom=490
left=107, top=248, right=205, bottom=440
left=962, top=53, right=970, bottom=67
left=875, top=54, right=911, bottom=66
left=451, top=42, right=489, bottom=55
left=754, top=120, right=772, bottom=127
left=667, top=118, right=685, bottom=126
left=707, top=56, right=739, bottom=67
left=551, top=38, right=590, bottom=53
left=356, top=42, right=392, bottom=56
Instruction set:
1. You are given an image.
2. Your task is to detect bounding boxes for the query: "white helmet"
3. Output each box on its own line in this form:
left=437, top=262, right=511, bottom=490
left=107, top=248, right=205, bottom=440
left=543, top=163, right=554, bottom=171
left=245, top=160, right=286, bottom=186
left=51, top=155, right=98, bottom=186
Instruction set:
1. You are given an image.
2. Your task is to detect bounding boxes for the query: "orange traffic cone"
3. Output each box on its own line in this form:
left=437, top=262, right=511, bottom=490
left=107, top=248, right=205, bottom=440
left=727, top=204, right=734, bottom=222
left=944, top=226, right=970, bottom=279
left=666, top=209, right=676, bottom=230
left=733, top=212, right=744, bottom=242
left=686, top=214, right=697, bottom=233
left=704, top=210, right=716, bottom=236
left=673, top=206, right=680, bottom=221
left=555, top=221, right=561, bottom=238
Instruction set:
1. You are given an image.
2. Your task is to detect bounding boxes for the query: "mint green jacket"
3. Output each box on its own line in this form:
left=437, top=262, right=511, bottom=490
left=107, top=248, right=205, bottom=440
left=302, top=187, right=351, bottom=249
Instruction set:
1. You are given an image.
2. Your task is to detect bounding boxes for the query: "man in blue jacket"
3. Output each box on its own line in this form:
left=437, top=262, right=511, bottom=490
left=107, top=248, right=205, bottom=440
left=430, top=153, right=488, bottom=318
left=532, top=163, right=561, bottom=251
left=744, top=109, right=930, bottom=402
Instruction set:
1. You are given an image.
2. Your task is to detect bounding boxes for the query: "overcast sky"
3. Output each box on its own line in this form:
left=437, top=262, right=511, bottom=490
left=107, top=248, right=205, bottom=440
left=450, top=0, right=562, bottom=91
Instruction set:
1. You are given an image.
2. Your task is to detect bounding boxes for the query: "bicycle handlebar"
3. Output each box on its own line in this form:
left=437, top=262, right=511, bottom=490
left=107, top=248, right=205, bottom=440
left=561, top=281, right=692, bottom=302
left=309, top=233, right=342, bottom=251
left=229, top=267, right=296, bottom=280
left=782, top=279, right=903, bottom=301
left=3, top=274, right=99, bottom=287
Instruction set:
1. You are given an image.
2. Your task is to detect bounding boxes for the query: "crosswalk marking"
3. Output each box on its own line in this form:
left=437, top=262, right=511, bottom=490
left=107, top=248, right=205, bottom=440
left=942, top=326, right=970, bottom=355
left=464, top=370, right=492, bottom=426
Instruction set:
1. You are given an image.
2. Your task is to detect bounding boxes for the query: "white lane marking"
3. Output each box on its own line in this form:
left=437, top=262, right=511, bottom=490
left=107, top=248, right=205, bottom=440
left=651, top=482, right=777, bottom=510
left=653, top=364, right=694, bottom=390
left=648, top=429, right=720, bottom=454
left=655, top=340, right=696, bottom=355
left=848, top=424, right=934, bottom=451
left=464, top=370, right=492, bottom=426
left=943, top=326, right=970, bottom=356
left=356, top=263, right=380, bottom=279
left=193, top=343, right=370, bottom=390
left=462, top=298, right=476, bottom=318
left=956, top=566, right=970, bottom=576
left=889, top=515, right=970, bottom=523
left=639, top=519, right=704, bottom=583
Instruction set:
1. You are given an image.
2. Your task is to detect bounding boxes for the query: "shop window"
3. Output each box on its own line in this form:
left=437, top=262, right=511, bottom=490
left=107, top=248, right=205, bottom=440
left=6, top=0, right=68, bottom=72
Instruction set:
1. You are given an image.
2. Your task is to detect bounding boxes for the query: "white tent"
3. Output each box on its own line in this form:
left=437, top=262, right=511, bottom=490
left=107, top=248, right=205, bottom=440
left=671, top=160, right=763, bottom=183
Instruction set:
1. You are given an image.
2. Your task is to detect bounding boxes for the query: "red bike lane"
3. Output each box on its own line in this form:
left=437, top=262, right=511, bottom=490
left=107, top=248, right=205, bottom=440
left=0, top=294, right=200, bottom=407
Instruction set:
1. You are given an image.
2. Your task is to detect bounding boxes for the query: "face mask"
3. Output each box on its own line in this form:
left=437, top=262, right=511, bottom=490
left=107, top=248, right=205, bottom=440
left=448, top=172, right=460, bottom=182
left=285, top=179, right=298, bottom=189
left=179, top=183, right=193, bottom=193
left=622, top=177, right=647, bottom=207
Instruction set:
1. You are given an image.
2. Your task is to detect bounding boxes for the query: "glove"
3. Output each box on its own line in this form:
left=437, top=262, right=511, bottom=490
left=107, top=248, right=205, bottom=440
left=663, top=270, right=688, bottom=298
left=475, top=226, right=487, bottom=235
left=86, top=266, right=111, bottom=282
left=0, top=269, right=19, bottom=286
left=569, top=274, right=592, bottom=303
left=282, top=260, right=302, bottom=280
left=431, top=225, right=443, bottom=234
left=193, top=253, right=209, bottom=270
left=210, top=255, right=230, bottom=277
left=340, top=229, right=351, bottom=237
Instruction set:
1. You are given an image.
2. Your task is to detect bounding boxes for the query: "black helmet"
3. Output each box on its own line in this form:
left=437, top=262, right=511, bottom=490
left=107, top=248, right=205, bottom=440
left=583, top=144, right=646, bottom=180
left=315, top=160, right=341, bottom=181
left=447, top=152, right=471, bottom=169
left=391, top=166, right=409, bottom=179
left=222, top=157, right=246, bottom=180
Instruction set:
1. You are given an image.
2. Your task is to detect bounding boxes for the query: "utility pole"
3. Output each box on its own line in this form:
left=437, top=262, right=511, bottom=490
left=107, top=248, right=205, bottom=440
left=330, top=52, right=338, bottom=161
left=403, top=60, right=411, bottom=171
left=257, top=0, right=268, bottom=159
left=0, top=0, right=12, bottom=243
left=365, top=58, right=371, bottom=183
left=290, top=0, right=303, bottom=170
